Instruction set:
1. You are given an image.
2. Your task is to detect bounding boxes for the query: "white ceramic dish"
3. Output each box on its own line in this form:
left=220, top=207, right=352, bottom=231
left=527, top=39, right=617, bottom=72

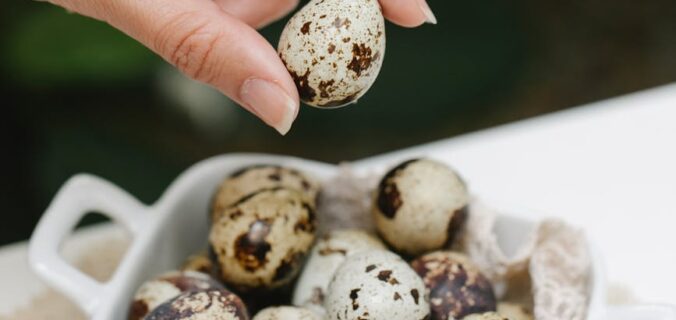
left=28, top=154, right=675, bottom=320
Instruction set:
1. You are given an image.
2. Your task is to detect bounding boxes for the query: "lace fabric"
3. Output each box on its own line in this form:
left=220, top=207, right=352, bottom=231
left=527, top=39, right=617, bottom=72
left=454, top=205, right=591, bottom=320
left=529, top=220, right=591, bottom=320
left=316, top=165, right=378, bottom=235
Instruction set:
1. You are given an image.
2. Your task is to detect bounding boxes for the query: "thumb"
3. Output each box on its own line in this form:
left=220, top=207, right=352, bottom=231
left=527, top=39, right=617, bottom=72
left=54, top=0, right=299, bottom=135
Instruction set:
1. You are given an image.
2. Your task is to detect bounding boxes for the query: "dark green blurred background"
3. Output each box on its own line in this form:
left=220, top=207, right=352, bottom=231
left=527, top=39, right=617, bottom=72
left=1, top=1, right=675, bottom=245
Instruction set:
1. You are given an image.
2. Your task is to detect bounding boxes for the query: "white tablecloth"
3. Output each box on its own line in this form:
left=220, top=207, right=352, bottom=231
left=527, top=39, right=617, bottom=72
left=358, top=83, right=676, bottom=304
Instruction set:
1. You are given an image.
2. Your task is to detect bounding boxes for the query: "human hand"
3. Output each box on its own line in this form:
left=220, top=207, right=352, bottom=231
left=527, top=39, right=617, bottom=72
left=47, top=0, right=437, bottom=134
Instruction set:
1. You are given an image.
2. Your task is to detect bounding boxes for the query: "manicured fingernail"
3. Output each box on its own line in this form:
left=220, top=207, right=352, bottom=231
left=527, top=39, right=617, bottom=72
left=417, top=0, right=437, bottom=24
left=240, top=78, right=298, bottom=135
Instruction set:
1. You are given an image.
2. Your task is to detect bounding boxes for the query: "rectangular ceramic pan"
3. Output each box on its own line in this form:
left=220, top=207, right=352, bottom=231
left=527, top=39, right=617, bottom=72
left=29, top=154, right=675, bottom=320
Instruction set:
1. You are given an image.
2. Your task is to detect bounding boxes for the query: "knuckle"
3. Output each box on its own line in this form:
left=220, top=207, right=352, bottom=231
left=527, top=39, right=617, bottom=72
left=156, top=12, right=221, bottom=82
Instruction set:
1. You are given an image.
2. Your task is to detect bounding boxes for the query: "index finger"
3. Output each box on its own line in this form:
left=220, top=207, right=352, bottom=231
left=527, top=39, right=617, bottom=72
left=379, top=0, right=437, bottom=27
left=92, top=0, right=300, bottom=134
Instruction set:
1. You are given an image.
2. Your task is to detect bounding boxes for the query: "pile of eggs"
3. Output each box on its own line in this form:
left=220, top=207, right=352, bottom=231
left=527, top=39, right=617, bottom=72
left=128, top=160, right=534, bottom=320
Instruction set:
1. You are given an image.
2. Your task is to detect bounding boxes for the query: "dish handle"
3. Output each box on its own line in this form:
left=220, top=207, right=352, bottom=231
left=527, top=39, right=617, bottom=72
left=28, top=174, right=148, bottom=316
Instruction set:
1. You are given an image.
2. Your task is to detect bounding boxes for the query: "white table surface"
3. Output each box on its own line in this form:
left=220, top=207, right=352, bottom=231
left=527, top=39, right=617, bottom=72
left=1, top=83, right=675, bottom=315
left=358, top=83, right=676, bottom=305
left=0, top=224, right=124, bottom=316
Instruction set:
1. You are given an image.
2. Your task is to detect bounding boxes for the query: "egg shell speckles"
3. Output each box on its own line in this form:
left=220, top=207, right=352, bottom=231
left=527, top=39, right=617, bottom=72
left=144, top=289, right=249, bottom=320
left=325, top=249, right=430, bottom=320
left=253, top=306, right=322, bottom=320
left=373, top=159, right=469, bottom=256
left=292, top=230, right=385, bottom=315
left=278, top=0, right=386, bottom=108
left=211, top=165, right=320, bottom=222
left=411, top=251, right=496, bottom=320
left=462, top=312, right=510, bottom=320
left=128, top=271, right=224, bottom=320
left=209, top=188, right=316, bottom=291
left=497, top=303, right=533, bottom=320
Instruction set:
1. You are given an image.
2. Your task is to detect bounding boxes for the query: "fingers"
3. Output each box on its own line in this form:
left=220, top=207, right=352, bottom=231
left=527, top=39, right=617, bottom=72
left=55, top=0, right=299, bottom=135
left=217, top=0, right=435, bottom=29
left=215, top=0, right=299, bottom=29
left=379, top=0, right=437, bottom=27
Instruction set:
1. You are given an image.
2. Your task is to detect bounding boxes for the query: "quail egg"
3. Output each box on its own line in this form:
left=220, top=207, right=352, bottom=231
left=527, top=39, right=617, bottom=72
left=411, top=251, right=496, bottom=320
left=253, top=306, right=321, bottom=320
left=209, top=188, right=316, bottom=291
left=144, top=289, right=249, bottom=320
left=211, top=165, right=320, bottom=221
left=373, top=159, right=469, bottom=256
left=278, top=0, right=386, bottom=108
left=325, top=249, right=430, bottom=320
left=497, top=302, right=533, bottom=320
left=292, top=229, right=385, bottom=315
left=463, top=312, right=509, bottom=320
left=181, top=252, right=214, bottom=275
left=128, top=271, right=224, bottom=320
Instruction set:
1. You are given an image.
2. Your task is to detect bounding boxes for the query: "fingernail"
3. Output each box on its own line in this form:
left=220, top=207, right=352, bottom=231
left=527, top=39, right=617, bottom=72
left=417, top=0, right=437, bottom=24
left=240, top=78, right=298, bottom=135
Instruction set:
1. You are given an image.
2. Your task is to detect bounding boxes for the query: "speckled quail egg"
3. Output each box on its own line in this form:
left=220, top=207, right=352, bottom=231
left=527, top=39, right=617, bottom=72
left=278, top=0, right=386, bottom=108
left=292, top=229, right=385, bottom=315
left=144, top=289, right=249, bottom=320
left=253, top=306, right=322, bottom=320
left=181, top=252, right=214, bottom=275
left=373, top=158, right=469, bottom=256
left=128, top=271, right=224, bottom=320
left=209, top=188, right=316, bottom=291
left=211, top=165, right=320, bottom=221
left=463, top=312, right=509, bottom=320
left=411, top=251, right=496, bottom=320
left=325, top=249, right=430, bottom=320
left=497, top=302, right=533, bottom=320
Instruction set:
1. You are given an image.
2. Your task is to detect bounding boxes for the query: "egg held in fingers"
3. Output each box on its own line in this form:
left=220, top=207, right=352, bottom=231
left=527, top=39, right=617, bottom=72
left=278, top=0, right=386, bottom=108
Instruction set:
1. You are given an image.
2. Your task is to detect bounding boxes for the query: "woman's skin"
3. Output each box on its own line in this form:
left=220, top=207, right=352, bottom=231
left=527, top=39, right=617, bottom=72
left=43, top=0, right=436, bottom=134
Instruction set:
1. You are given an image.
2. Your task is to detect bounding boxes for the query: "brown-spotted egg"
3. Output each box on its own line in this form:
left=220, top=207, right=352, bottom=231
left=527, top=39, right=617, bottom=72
left=292, top=229, right=385, bottom=316
left=209, top=188, right=316, bottom=291
left=411, top=251, right=496, bottom=320
left=144, top=289, right=249, bottom=320
left=278, top=0, right=386, bottom=108
left=497, top=302, right=534, bottom=320
left=253, top=306, right=322, bottom=320
left=325, top=249, right=430, bottom=320
left=127, top=271, right=224, bottom=320
left=463, top=312, right=510, bottom=320
left=373, top=159, right=469, bottom=256
left=211, top=165, right=320, bottom=222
